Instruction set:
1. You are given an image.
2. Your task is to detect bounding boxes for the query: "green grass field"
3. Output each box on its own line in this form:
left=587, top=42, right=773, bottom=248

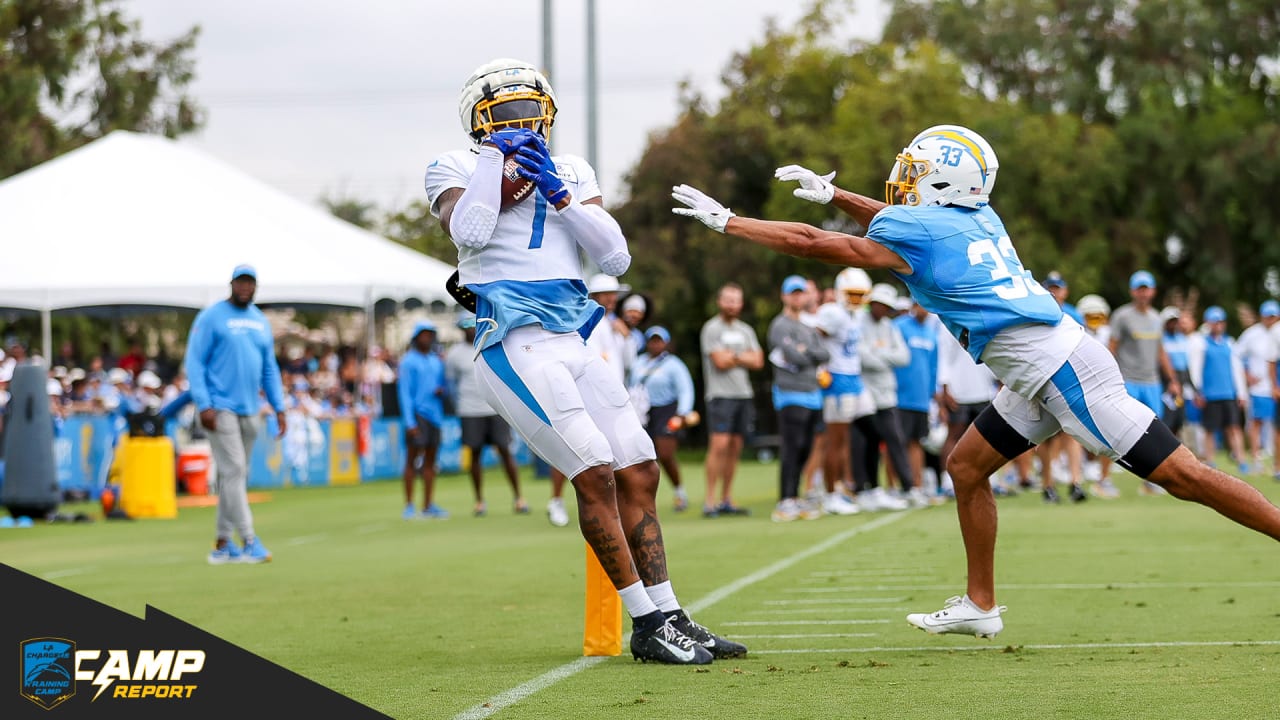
left=4, top=458, right=1280, bottom=719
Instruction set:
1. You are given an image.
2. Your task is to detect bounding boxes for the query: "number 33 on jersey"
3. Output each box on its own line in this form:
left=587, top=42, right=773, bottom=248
left=867, top=203, right=1062, bottom=361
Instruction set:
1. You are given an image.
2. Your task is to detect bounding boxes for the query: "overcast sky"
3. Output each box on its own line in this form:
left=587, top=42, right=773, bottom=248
left=127, top=0, right=887, bottom=211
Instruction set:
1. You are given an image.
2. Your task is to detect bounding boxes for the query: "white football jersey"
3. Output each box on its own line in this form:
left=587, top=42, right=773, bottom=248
left=424, top=149, right=602, bottom=286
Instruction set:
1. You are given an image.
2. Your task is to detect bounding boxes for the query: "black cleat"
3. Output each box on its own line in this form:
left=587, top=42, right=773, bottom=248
left=630, top=615, right=713, bottom=665
left=666, top=610, right=748, bottom=659
left=1069, top=484, right=1088, bottom=503
left=1042, top=486, right=1060, bottom=504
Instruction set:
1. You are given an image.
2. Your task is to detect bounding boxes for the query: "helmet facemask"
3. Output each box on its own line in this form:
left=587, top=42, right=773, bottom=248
left=469, top=89, right=556, bottom=142
left=885, top=152, right=933, bottom=206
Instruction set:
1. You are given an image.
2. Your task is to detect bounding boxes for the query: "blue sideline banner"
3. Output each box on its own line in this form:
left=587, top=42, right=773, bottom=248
left=54, top=414, right=530, bottom=492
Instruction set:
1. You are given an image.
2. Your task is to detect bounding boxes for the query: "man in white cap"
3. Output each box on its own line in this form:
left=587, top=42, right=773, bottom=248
left=585, top=273, right=633, bottom=382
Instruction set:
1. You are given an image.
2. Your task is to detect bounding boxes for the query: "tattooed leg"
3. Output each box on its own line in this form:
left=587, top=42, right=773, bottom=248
left=615, top=460, right=669, bottom=585
left=571, top=464, right=640, bottom=588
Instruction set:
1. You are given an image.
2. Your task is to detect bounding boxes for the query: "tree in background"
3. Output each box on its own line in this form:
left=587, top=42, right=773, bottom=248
left=882, top=0, right=1280, bottom=306
left=0, top=0, right=202, bottom=180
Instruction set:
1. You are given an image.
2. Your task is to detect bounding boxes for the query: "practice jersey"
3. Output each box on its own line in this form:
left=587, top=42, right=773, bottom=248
left=868, top=204, right=1079, bottom=397
left=424, top=149, right=606, bottom=349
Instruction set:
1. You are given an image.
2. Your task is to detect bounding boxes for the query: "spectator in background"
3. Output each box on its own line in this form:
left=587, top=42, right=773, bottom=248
left=1189, top=306, right=1249, bottom=472
left=586, top=273, right=633, bottom=382
left=1160, top=306, right=1195, bottom=444
left=1042, top=272, right=1083, bottom=324
left=1269, top=301, right=1280, bottom=479
left=630, top=326, right=697, bottom=513
left=1, top=337, right=25, bottom=377
left=767, top=275, right=830, bottom=522
left=446, top=316, right=527, bottom=517
left=1110, top=270, right=1182, bottom=494
left=852, top=284, right=911, bottom=511
left=185, top=263, right=287, bottom=565
left=699, top=282, right=763, bottom=517
left=810, top=299, right=869, bottom=516
left=117, top=340, right=147, bottom=377
left=617, top=292, right=651, bottom=360
left=1238, top=301, right=1279, bottom=471
left=361, top=345, right=396, bottom=416
left=53, top=341, right=77, bottom=372
left=398, top=320, right=449, bottom=520
left=893, top=299, right=940, bottom=507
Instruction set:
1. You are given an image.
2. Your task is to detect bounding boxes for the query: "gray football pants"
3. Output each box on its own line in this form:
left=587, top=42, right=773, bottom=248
left=209, top=410, right=260, bottom=543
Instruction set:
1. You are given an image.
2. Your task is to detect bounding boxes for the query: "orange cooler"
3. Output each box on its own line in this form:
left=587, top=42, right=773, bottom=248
left=178, top=444, right=212, bottom=495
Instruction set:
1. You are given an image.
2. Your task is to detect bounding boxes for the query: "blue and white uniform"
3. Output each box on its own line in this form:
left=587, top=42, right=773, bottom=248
left=424, top=147, right=653, bottom=477
left=815, top=303, right=875, bottom=422
left=867, top=204, right=1159, bottom=462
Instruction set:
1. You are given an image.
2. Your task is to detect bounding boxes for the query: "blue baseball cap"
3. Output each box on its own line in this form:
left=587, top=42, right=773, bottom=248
left=412, top=320, right=437, bottom=337
left=1260, top=300, right=1280, bottom=318
left=1129, top=270, right=1156, bottom=290
left=231, top=263, right=257, bottom=281
left=1042, top=271, right=1067, bottom=289
left=645, top=326, right=671, bottom=343
left=1204, top=306, right=1227, bottom=323
left=781, top=275, right=808, bottom=294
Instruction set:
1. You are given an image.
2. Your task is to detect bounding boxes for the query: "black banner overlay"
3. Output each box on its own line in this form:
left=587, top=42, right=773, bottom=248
left=1, top=563, right=392, bottom=719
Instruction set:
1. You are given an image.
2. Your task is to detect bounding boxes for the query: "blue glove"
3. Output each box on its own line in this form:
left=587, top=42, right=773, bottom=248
left=513, top=144, right=568, bottom=205
left=482, top=128, right=540, bottom=155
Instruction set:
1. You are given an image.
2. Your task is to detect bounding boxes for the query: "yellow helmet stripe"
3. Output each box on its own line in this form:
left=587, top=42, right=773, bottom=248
left=929, top=130, right=988, bottom=178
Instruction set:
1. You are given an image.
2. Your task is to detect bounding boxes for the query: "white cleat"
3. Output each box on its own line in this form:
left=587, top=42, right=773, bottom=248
left=822, top=492, right=861, bottom=516
left=547, top=498, right=570, bottom=527
left=907, top=595, right=1007, bottom=639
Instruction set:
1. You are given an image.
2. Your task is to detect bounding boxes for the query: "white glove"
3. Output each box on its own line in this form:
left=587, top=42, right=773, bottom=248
left=671, top=184, right=735, bottom=233
left=775, top=164, right=836, bottom=204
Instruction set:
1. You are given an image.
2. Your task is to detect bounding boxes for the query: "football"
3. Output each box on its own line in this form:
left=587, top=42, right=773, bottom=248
left=501, top=154, right=536, bottom=209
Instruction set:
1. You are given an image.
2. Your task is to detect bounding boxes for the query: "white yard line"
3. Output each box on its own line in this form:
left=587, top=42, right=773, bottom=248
left=723, top=619, right=892, bottom=626
left=764, top=597, right=905, bottom=605
left=41, top=567, right=92, bottom=580
left=284, top=533, right=329, bottom=546
left=450, top=512, right=911, bottom=720
left=786, top=580, right=1280, bottom=593
left=750, top=607, right=907, bottom=615
left=751, top=639, right=1280, bottom=655
left=732, top=633, right=881, bottom=640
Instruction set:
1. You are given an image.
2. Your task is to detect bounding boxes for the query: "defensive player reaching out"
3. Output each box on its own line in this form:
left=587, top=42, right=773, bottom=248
left=671, top=124, right=1280, bottom=638
left=424, top=58, right=745, bottom=664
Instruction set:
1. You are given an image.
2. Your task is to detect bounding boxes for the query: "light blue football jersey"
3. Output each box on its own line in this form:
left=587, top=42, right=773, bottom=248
left=867, top=204, right=1062, bottom=362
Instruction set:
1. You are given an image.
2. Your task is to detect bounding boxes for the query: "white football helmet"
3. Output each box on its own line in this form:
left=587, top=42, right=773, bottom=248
left=1076, top=294, right=1111, bottom=318
left=885, top=125, right=998, bottom=209
left=458, top=58, right=558, bottom=144
left=834, top=268, right=872, bottom=310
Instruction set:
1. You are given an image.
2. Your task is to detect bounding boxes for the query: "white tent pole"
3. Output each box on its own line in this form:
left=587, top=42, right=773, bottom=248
left=364, top=289, right=376, bottom=356
left=41, top=307, right=52, bottom=362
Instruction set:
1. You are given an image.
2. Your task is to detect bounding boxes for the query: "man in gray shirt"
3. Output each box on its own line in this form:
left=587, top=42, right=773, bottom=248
left=1109, top=270, right=1182, bottom=496
left=767, top=275, right=830, bottom=521
left=1110, top=270, right=1182, bottom=413
left=445, top=316, right=526, bottom=517
left=699, top=283, right=764, bottom=516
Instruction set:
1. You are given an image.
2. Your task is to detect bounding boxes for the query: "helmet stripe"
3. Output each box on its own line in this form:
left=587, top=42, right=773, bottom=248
left=928, top=130, right=988, bottom=178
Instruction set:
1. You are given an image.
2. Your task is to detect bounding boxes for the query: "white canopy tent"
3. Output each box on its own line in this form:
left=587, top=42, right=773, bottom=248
left=0, top=131, right=457, bottom=357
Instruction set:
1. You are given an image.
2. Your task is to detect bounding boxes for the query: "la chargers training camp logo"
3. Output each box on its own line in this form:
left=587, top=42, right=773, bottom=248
left=21, top=637, right=76, bottom=710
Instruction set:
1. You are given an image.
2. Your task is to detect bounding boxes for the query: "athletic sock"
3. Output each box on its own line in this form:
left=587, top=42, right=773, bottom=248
left=618, top=580, right=661, bottom=620
left=644, top=580, right=681, bottom=613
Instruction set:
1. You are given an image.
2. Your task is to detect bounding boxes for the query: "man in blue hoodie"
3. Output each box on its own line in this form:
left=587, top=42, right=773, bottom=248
left=398, top=320, right=449, bottom=519
left=185, top=264, right=287, bottom=565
